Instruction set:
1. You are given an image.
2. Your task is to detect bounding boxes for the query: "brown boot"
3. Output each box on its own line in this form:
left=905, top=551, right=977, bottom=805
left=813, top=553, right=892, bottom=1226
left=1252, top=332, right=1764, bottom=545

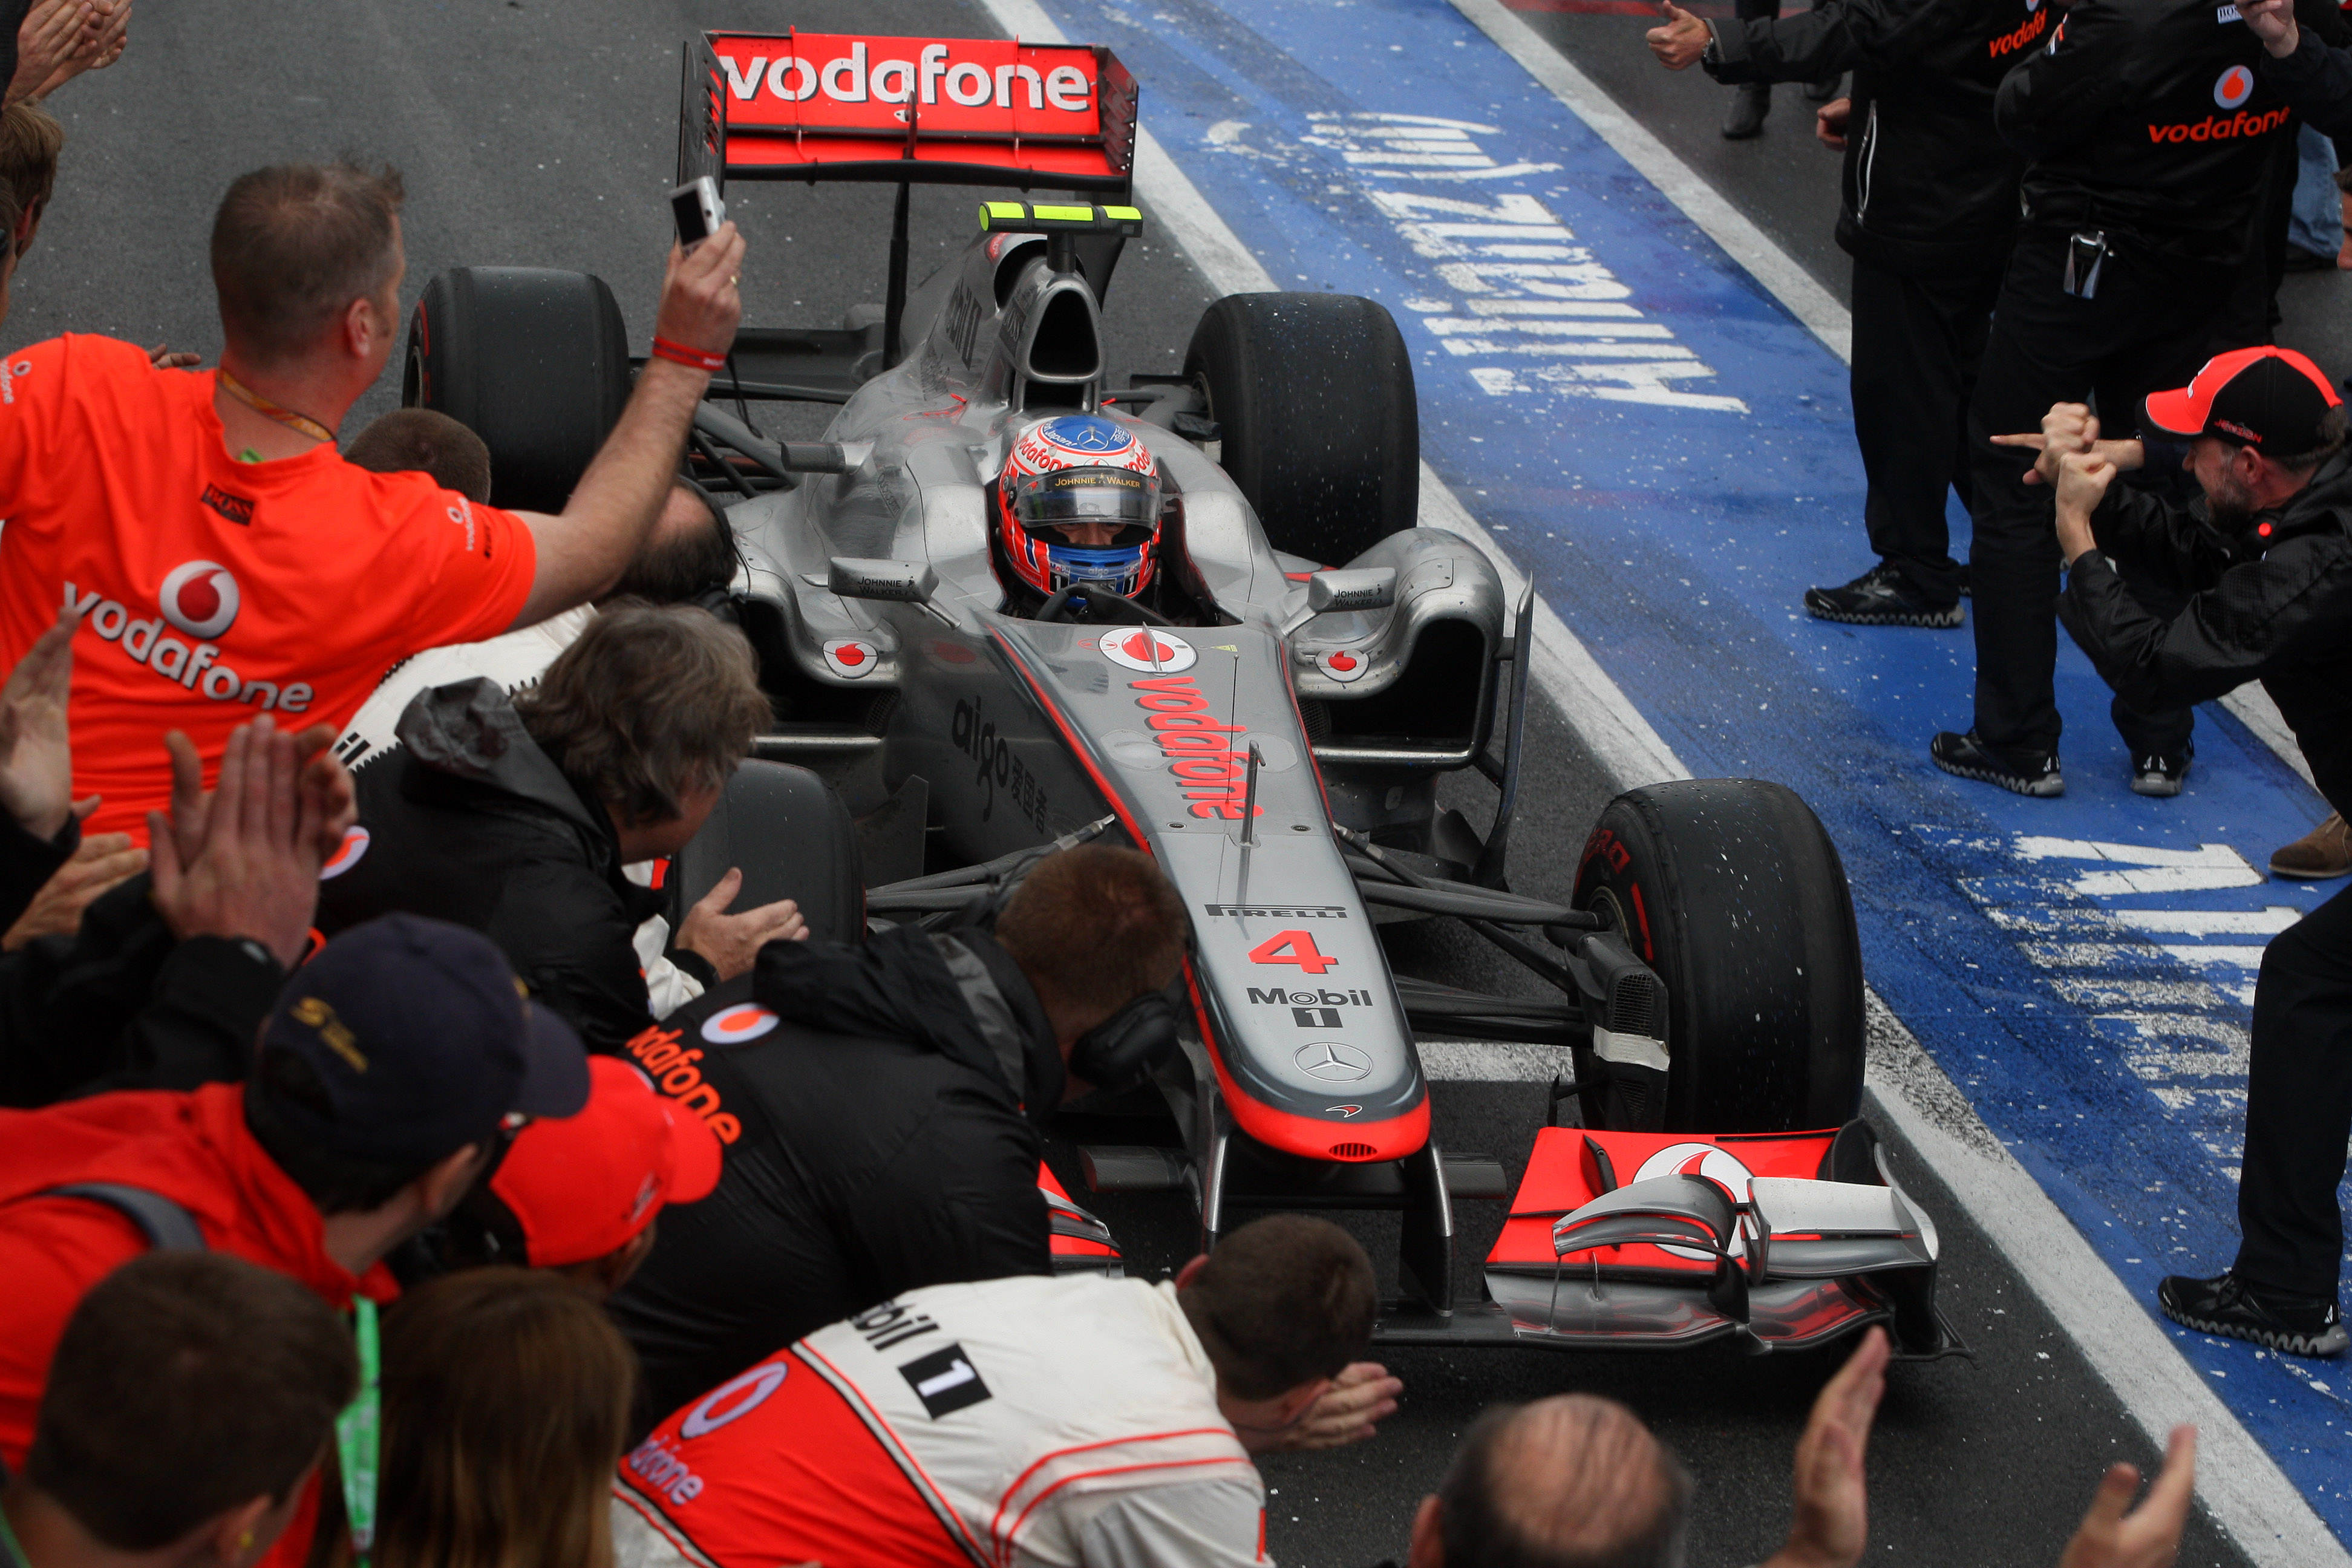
left=2271, top=812, right=2352, bottom=880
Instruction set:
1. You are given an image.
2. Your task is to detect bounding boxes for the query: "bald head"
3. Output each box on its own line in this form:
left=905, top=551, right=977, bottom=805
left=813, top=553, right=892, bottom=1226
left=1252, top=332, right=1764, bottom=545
left=1433, top=1394, right=1690, bottom=1568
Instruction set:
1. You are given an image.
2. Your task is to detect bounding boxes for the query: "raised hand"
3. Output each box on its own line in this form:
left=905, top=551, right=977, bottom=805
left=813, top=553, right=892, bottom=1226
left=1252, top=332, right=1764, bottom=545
left=2057, top=1426, right=2195, bottom=1568
left=1647, top=0, right=1713, bottom=69
left=655, top=224, right=746, bottom=359
left=1765, top=1327, right=1889, bottom=1568
left=0, top=608, right=79, bottom=841
left=4, top=826, right=146, bottom=949
left=148, top=717, right=332, bottom=967
left=2241, top=0, right=2299, bottom=57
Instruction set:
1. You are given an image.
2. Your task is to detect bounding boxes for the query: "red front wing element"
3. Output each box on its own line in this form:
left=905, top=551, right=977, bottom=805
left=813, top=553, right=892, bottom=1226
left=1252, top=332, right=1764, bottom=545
left=684, top=30, right=1137, bottom=191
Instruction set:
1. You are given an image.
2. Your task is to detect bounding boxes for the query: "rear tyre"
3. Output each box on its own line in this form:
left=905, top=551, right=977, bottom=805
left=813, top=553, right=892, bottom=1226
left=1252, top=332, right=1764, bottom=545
left=1570, top=779, right=1864, bottom=1134
left=404, top=267, right=632, bottom=514
left=1183, top=293, right=1417, bottom=566
left=675, top=760, right=865, bottom=946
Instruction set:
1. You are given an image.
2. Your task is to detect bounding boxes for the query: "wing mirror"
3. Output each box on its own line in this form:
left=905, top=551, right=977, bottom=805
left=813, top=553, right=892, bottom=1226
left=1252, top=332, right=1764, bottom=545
left=828, top=557, right=938, bottom=603
left=1282, top=566, right=1396, bottom=635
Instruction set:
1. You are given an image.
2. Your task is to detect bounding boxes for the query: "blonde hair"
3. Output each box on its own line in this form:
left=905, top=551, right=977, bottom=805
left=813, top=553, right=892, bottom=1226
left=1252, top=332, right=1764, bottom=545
left=376, top=1270, right=635, bottom=1568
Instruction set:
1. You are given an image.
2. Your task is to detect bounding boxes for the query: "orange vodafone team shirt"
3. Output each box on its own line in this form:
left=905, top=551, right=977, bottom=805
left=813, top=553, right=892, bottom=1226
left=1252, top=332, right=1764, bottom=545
left=0, top=335, right=538, bottom=839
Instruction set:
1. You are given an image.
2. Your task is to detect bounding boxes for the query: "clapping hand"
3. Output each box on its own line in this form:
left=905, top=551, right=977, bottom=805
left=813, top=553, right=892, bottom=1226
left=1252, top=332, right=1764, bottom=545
left=1261, top=1362, right=1404, bottom=1452
left=0, top=608, right=82, bottom=843
left=2057, top=1426, right=2195, bottom=1568
left=1763, top=1326, right=1889, bottom=1568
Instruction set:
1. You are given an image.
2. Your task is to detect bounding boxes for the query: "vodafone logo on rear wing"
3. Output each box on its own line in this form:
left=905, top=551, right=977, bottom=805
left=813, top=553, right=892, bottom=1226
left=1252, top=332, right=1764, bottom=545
left=710, top=32, right=1108, bottom=136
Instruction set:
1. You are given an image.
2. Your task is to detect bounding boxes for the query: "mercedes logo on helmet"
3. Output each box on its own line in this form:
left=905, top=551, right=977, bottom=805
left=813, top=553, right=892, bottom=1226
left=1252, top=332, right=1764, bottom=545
left=1295, top=1040, right=1371, bottom=1082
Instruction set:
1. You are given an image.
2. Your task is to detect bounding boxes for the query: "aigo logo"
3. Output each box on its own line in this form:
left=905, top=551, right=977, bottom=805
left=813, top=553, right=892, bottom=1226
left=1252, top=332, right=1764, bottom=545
left=1099, top=626, right=1196, bottom=673
left=2215, top=64, right=2255, bottom=108
left=158, top=560, right=239, bottom=639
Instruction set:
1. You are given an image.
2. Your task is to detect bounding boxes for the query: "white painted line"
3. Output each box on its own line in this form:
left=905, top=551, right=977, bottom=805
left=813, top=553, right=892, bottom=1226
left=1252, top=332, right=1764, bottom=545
left=1863, top=1001, right=2349, bottom=1568
left=1447, top=0, right=1850, bottom=364
left=982, top=0, right=2345, bottom=1557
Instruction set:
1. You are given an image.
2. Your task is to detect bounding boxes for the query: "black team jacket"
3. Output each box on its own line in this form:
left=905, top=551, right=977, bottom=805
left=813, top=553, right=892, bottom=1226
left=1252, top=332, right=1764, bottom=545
left=2060, top=449, right=2352, bottom=817
left=313, top=678, right=714, bottom=1055
left=608, top=924, right=1060, bottom=1426
left=1703, top=0, right=2040, bottom=275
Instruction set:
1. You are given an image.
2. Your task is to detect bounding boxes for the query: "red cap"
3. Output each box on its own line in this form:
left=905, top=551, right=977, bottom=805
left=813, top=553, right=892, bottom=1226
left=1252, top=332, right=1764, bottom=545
left=489, top=1056, right=723, bottom=1267
left=2143, top=347, right=2343, bottom=456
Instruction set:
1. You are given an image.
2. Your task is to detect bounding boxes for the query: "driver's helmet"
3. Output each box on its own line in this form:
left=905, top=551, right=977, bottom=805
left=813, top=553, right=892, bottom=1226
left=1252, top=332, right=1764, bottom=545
left=997, top=415, right=1162, bottom=599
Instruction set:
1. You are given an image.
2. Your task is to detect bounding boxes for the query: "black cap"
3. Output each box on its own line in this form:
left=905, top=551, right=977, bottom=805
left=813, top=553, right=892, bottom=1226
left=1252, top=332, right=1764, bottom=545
left=2142, top=347, right=2344, bottom=457
left=256, top=915, right=589, bottom=1165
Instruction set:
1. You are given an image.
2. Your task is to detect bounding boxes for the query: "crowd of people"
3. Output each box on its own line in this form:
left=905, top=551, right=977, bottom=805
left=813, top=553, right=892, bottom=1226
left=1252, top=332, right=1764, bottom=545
left=0, top=0, right=2249, bottom=1563
left=1648, top=0, right=2352, bottom=1359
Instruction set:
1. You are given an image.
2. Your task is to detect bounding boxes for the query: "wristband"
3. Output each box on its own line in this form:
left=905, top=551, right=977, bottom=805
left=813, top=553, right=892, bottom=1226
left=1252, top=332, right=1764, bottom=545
left=652, top=336, right=728, bottom=373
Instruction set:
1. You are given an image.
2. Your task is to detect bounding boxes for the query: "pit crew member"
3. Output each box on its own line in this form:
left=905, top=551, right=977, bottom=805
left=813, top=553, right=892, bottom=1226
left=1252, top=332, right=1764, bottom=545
left=612, top=1215, right=1377, bottom=1568
left=2025, top=347, right=2352, bottom=1354
left=609, top=844, right=1188, bottom=1419
left=1935, top=0, right=2302, bottom=800
left=313, top=604, right=802, bottom=1055
left=0, top=158, right=746, bottom=839
left=993, top=414, right=1163, bottom=615
left=1648, top=0, right=2028, bottom=631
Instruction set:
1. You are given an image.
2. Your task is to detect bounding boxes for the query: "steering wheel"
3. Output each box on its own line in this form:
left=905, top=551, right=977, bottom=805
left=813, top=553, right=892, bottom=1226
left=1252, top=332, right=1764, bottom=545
left=1034, top=584, right=1174, bottom=627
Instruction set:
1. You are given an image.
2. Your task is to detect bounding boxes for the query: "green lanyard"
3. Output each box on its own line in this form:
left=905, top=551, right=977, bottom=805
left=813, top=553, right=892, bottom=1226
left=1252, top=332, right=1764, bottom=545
left=335, top=1298, right=381, bottom=1568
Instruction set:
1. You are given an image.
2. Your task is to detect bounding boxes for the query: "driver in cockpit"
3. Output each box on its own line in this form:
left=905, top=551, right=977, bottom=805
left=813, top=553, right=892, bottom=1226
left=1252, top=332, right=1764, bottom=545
left=993, top=414, right=1166, bottom=613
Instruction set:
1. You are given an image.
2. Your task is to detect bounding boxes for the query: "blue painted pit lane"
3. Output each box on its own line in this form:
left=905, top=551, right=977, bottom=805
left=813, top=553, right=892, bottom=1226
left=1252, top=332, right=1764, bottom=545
left=1027, top=0, right=2352, bottom=1530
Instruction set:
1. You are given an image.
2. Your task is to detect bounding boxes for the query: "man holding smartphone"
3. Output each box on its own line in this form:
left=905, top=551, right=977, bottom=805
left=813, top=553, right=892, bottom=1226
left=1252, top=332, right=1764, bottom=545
left=0, top=158, right=746, bottom=840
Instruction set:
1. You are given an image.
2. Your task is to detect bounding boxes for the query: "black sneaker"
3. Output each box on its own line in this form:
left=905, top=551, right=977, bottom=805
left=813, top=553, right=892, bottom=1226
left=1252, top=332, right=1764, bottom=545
left=2160, top=1270, right=2347, bottom=1357
left=1930, top=730, right=2064, bottom=797
left=1804, top=564, right=1963, bottom=628
left=2131, top=750, right=2192, bottom=797
left=1722, top=82, right=1769, bottom=140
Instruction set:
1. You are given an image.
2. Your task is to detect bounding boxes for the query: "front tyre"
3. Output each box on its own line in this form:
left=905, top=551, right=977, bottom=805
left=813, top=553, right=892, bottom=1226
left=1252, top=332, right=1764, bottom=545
left=1571, top=779, right=1864, bottom=1134
left=1183, top=293, right=1418, bottom=566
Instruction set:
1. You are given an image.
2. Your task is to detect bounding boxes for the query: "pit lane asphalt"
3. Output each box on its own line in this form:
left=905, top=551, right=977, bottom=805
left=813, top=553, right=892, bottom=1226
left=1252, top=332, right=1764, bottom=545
left=2, top=2, right=2251, bottom=1563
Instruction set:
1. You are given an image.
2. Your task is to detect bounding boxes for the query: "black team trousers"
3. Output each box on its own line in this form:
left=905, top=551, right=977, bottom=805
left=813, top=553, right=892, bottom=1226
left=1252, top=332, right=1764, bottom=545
left=1850, top=258, right=2002, bottom=606
left=2237, top=878, right=2352, bottom=1299
left=1962, top=229, right=2265, bottom=758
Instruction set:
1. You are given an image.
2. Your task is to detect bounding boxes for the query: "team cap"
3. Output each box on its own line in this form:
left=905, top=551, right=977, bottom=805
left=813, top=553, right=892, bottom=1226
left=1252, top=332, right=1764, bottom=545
left=488, top=1056, right=722, bottom=1266
left=255, top=915, right=589, bottom=1164
left=2143, top=347, right=2343, bottom=456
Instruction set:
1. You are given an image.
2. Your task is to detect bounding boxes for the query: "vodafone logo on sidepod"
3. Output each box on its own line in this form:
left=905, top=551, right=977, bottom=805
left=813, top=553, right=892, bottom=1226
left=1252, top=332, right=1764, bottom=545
left=1316, top=648, right=1370, bottom=684
left=1097, top=626, right=1197, bottom=673
left=823, top=639, right=879, bottom=678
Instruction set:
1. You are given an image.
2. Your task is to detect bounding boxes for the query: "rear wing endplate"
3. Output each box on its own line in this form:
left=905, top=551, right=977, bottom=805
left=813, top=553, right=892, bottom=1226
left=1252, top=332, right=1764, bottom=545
left=679, top=30, right=1137, bottom=194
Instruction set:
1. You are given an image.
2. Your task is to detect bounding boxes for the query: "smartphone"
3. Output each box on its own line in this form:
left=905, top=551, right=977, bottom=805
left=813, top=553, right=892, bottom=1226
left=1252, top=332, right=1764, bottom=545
left=670, top=176, right=727, bottom=253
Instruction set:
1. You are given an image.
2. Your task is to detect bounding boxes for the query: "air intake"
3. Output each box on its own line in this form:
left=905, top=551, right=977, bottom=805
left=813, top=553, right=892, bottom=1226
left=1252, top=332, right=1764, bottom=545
left=1609, top=971, right=1661, bottom=1040
left=1329, top=1142, right=1379, bottom=1160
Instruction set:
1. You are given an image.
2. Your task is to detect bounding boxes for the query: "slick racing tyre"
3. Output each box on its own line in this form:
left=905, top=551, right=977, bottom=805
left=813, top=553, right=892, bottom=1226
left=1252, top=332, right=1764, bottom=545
left=675, top=761, right=866, bottom=945
left=403, top=267, right=631, bottom=514
left=1184, top=293, right=1418, bottom=567
left=1570, top=779, right=1863, bottom=1134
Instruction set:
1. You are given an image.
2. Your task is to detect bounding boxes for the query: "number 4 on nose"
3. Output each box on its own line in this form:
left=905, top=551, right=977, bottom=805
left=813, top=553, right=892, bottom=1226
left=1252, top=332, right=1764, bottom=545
left=1247, top=929, right=1338, bottom=974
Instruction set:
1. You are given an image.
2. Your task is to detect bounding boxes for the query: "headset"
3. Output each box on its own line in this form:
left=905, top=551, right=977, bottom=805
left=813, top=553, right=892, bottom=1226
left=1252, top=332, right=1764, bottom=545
left=1067, top=986, right=1181, bottom=1094
left=959, top=861, right=1186, bottom=1096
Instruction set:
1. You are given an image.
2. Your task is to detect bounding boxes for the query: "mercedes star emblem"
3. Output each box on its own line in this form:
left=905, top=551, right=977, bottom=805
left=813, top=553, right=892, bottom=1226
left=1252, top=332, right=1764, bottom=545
left=1295, top=1040, right=1372, bottom=1082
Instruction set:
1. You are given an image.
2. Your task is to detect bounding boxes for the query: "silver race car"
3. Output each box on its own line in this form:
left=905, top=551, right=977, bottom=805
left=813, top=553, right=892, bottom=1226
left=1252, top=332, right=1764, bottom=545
left=403, top=27, right=1956, bottom=1357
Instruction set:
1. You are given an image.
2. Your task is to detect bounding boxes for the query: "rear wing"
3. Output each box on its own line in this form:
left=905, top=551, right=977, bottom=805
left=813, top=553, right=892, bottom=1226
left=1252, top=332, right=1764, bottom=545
left=678, top=30, right=1137, bottom=194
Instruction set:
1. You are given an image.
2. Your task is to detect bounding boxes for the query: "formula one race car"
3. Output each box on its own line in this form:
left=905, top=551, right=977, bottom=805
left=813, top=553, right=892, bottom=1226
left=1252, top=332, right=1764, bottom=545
left=402, top=28, right=1953, bottom=1357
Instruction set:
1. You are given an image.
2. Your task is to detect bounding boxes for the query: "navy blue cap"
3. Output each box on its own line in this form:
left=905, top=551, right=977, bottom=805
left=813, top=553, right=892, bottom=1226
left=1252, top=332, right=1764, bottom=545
left=256, top=915, right=589, bottom=1164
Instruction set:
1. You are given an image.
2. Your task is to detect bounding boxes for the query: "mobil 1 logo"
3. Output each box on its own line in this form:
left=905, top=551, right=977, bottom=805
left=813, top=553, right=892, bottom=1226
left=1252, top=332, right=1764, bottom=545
left=900, top=1344, right=992, bottom=1419
left=1250, top=984, right=1377, bottom=1028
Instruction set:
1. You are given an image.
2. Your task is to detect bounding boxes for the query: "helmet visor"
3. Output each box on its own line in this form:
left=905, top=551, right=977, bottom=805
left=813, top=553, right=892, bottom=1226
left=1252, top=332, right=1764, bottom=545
left=1011, top=465, right=1161, bottom=534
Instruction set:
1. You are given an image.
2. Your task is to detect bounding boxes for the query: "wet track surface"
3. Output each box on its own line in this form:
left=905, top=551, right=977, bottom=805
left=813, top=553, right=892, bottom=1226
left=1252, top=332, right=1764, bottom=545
left=4, top=1, right=2299, bottom=1562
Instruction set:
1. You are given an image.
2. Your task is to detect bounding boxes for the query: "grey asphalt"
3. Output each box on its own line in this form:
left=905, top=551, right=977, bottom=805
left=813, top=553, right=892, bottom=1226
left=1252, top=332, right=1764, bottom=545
left=3, top=1, right=2253, bottom=1564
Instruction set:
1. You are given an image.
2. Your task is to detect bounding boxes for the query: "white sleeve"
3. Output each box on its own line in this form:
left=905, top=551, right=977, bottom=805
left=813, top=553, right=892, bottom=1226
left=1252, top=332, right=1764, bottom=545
left=609, top=1495, right=702, bottom=1568
left=633, top=912, right=706, bottom=1017
left=1032, top=1475, right=1270, bottom=1568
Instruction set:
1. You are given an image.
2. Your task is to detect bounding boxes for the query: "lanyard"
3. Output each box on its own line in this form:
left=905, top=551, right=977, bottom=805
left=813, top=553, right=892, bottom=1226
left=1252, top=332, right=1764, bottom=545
left=217, top=367, right=338, bottom=446
left=0, top=1503, right=30, bottom=1568
left=335, top=1298, right=381, bottom=1568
